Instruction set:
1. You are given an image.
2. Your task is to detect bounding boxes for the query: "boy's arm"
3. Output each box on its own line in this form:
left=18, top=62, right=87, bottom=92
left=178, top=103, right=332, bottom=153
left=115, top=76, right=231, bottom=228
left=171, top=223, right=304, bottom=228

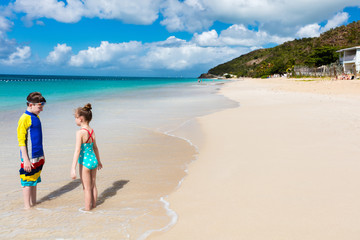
left=20, top=146, right=34, bottom=172
left=18, top=114, right=33, bottom=172
left=71, top=131, right=82, bottom=179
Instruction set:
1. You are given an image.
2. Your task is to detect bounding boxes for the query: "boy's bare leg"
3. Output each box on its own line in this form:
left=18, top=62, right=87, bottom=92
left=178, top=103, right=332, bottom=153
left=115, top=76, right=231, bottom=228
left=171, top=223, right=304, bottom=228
left=30, top=186, right=37, bottom=207
left=23, top=186, right=31, bottom=209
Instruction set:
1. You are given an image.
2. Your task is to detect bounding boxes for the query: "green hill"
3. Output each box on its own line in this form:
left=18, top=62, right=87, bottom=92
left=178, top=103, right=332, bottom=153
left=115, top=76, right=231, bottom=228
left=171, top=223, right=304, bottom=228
left=206, top=21, right=360, bottom=78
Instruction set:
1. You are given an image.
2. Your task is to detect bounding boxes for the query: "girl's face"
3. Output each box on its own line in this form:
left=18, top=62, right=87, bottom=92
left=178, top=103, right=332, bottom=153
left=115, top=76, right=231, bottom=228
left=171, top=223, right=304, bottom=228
left=74, top=113, right=82, bottom=126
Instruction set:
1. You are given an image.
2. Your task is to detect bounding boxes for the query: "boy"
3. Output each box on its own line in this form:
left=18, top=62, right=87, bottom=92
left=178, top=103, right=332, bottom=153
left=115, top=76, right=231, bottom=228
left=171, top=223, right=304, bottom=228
left=17, top=92, right=46, bottom=209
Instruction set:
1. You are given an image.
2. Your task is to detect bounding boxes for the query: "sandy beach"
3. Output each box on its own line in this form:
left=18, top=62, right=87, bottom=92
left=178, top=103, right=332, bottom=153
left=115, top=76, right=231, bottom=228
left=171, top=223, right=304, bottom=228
left=152, top=78, right=360, bottom=239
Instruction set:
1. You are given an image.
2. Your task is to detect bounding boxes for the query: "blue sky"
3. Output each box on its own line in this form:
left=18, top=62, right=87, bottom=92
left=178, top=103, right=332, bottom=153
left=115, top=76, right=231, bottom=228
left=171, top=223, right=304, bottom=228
left=0, top=1, right=359, bottom=77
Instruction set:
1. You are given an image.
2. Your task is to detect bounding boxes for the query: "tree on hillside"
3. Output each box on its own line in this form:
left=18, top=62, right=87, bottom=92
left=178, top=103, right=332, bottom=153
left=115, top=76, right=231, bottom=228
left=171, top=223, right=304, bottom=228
left=305, top=46, right=338, bottom=67
left=205, top=21, right=360, bottom=78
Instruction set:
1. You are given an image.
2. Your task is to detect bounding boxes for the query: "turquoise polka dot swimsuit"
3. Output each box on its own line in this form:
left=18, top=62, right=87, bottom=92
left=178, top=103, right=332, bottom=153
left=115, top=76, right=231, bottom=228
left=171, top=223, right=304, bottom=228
left=78, top=128, right=98, bottom=170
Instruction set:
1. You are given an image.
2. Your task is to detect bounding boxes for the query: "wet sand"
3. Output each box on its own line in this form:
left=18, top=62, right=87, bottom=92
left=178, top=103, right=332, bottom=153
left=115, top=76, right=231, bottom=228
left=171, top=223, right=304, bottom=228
left=153, top=78, right=360, bottom=239
left=1, top=109, right=198, bottom=239
left=0, top=81, right=236, bottom=239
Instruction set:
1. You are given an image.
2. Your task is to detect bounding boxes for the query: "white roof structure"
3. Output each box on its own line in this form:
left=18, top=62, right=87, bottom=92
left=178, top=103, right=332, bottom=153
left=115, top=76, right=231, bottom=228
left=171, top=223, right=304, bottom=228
left=337, top=46, right=360, bottom=74
left=336, top=46, right=360, bottom=52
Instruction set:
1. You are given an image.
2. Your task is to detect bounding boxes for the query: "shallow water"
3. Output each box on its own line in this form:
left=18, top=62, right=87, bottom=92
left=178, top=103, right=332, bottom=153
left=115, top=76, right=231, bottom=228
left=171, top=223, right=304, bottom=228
left=0, top=76, right=237, bottom=239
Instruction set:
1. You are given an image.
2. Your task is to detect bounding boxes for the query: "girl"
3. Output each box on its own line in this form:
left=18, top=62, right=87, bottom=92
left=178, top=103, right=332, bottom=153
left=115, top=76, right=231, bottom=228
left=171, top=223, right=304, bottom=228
left=71, top=103, right=102, bottom=211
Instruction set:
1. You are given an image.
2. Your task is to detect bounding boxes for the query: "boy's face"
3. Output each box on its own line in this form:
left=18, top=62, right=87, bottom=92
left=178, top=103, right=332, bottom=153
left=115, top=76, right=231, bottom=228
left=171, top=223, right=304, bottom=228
left=28, top=102, right=45, bottom=115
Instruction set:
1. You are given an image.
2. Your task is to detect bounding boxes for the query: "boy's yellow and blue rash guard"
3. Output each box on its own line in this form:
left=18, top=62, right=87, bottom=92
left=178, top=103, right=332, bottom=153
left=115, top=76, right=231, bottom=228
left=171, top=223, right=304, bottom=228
left=17, top=110, right=44, bottom=158
left=17, top=110, right=44, bottom=186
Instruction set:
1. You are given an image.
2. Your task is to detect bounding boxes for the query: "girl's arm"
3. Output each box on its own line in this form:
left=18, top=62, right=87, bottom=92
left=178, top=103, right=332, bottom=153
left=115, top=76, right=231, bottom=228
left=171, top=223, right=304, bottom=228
left=71, top=131, right=82, bottom=179
left=93, top=137, right=102, bottom=170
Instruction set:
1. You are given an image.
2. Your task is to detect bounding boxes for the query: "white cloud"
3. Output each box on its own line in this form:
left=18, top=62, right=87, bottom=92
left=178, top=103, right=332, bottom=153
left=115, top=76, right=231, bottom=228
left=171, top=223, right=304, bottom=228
left=322, top=12, right=349, bottom=32
left=12, top=0, right=161, bottom=25
left=0, top=46, right=31, bottom=65
left=160, top=0, right=213, bottom=32
left=85, top=0, right=161, bottom=24
left=221, top=24, right=293, bottom=46
left=0, top=7, right=33, bottom=64
left=159, top=0, right=359, bottom=33
left=42, top=5, right=348, bottom=73
left=13, top=0, right=85, bottom=25
left=151, top=36, right=186, bottom=47
left=46, top=43, right=72, bottom=65
left=69, top=41, right=143, bottom=67
left=192, top=30, right=219, bottom=46
left=36, top=20, right=45, bottom=26
left=296, top=24, right=321, bottom=38
left=47, top=36, right=246, bottom=72
left=142, top=42, right=243, bottom=70
left=0, top=15, right=13, bottom=37
left=296, top=11, right=349, bottom=38
left=0, top=14, right=30, bottom=63
left=0, top=38, right=17, bottom=59
left=2, top=0, right=357, bottom=75
left=8, top=0, right=358, bottom=37
left=193, top=24, right=293, bottom=47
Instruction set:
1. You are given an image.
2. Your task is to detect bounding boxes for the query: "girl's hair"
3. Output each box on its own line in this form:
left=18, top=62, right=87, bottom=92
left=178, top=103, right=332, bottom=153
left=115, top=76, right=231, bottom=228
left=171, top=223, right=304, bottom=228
left=27, top=92, right=46, bottom=106
left=76, top=103, right=92, bottom=122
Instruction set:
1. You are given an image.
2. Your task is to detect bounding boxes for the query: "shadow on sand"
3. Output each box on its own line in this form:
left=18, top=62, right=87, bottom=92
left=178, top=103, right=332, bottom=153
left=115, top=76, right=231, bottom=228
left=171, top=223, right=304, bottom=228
left=37, top=179, right=82, bottom=204
left=97, top=180, right=129, bottom=206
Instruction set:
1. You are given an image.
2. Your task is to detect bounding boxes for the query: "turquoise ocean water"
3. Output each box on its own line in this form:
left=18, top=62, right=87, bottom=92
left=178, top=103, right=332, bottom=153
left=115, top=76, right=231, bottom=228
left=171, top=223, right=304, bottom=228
left=0, top=74, right=202, bottom=111
left=0, top=74, right=237, bottom=239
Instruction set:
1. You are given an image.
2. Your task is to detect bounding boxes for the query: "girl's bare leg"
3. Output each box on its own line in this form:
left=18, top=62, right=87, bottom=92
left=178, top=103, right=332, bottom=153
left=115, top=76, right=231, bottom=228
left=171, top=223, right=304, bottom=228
left=81, top=165, right=92, bottom=211
left=79, top=165, right=84, bottom=188
left=91, top=169, right=98, bottom=208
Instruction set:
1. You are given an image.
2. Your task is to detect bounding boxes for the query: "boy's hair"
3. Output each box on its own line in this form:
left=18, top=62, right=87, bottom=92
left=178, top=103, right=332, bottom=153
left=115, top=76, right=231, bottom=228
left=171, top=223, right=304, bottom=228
left=27, top=92, right=46, bottom=106
left=76, top=103, right=93, bottom=122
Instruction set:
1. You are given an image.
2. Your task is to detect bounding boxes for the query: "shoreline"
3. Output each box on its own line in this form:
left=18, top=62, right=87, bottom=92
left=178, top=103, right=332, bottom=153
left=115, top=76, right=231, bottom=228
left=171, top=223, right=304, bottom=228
left=139, top=82, right=238, bottom=239
left=151, top=77, right=360, bottom=239
left=0, top=78, right=236, bottom=239
left=140, top=116, right=212, bottom=239
left=138, top=123, right=200, bottom=240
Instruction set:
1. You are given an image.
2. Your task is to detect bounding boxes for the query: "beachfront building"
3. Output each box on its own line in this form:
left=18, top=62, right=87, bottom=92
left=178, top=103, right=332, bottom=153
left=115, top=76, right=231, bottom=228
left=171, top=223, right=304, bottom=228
left=337, top=46, right=360, bottom=75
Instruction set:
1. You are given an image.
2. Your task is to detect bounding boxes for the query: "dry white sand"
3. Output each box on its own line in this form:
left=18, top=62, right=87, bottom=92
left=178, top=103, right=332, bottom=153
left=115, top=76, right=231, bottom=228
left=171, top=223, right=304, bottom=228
left=152, top=78, right=360, bottom=239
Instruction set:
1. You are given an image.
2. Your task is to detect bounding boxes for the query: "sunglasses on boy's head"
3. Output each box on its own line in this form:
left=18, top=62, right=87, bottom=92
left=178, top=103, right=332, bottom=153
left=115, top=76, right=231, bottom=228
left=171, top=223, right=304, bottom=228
left=27, top=101, right=46, bottom=106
